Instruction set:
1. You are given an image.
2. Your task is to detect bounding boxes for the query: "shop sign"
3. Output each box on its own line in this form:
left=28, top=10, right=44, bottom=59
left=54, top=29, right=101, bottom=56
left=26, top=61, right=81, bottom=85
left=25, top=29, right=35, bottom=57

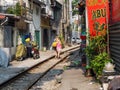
left=86, top=0, right=109, bottom=37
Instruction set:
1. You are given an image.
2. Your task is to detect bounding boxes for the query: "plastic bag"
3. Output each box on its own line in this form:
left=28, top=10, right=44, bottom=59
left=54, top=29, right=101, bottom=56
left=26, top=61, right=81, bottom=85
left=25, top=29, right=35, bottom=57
left=104, top=62, right=115, bottom=72
left=52, top=41, right=57, bottom=47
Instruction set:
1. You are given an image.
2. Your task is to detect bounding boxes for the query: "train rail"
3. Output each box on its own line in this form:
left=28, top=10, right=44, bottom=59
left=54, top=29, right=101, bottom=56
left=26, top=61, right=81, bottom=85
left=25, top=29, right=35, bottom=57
left=0, top=47, right=79, bottom=90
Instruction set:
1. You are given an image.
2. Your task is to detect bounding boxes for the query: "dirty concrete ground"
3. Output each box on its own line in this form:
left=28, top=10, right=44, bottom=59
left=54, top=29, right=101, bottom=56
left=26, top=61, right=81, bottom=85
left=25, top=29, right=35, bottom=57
left=30, top=50, right=101, bottom=90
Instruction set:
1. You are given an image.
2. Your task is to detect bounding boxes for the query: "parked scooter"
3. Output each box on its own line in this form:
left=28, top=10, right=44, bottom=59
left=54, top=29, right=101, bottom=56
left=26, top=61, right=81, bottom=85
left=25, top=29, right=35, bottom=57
left=31, top=42, right=40, bottom=59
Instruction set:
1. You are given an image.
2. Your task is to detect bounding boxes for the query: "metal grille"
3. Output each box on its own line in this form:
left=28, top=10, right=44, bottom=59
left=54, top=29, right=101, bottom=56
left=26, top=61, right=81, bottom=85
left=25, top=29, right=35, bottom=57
left=109, top=22, right=120, bottom=73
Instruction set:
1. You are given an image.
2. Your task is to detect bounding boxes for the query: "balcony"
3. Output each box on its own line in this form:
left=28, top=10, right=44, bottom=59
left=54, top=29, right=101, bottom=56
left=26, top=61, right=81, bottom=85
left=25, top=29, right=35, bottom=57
left=0, top=5, right=33, bottom=21
left=0, top=6, right=11, bottom=14
left=21, top=7, right=33, bottom=21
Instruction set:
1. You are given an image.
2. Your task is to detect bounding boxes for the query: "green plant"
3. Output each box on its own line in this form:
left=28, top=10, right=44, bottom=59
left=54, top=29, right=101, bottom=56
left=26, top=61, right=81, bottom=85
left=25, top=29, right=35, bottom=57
left=93, top=35, right=107, bottom=53
left=14, top=2, right=22, bottom=16
left=72, top=0, right=79, bottom=16
left=85, top=65, right=91, bottom=69
left=85, top=34, right=110, bottom=79
left=90, top=52, right=112, bottom=78
left=85, top=35, right=106, bottom=63
left=85, top=42, right=97, bottom=61
left=6, top=2, right=21, bottom=15
left=6, top=2, right=26, bottom=16
left=6, top=7, right=15, bottom=14
left=72, top=9, right=79, bottom=15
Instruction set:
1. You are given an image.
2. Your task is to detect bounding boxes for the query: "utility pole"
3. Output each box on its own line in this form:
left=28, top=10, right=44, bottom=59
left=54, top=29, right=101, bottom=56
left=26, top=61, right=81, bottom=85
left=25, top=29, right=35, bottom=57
left=69, top=0, right=72, bottom=45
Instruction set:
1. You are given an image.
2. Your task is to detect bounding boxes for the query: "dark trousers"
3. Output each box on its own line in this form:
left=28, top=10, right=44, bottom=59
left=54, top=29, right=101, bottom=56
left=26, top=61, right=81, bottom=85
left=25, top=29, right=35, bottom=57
left=27, top=47, right=32, bottom=58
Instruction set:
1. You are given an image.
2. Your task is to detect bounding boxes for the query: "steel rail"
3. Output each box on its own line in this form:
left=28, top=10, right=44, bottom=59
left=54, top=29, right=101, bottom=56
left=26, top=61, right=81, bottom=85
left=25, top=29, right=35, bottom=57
left=0, top=47, right=79, bottom=90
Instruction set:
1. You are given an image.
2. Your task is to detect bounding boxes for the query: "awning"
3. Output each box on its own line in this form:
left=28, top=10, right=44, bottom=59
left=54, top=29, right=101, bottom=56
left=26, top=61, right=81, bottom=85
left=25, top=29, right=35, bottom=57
left=29, top=0, right=45, bottom=6
left=0, top=15, right=5, bottom=19
left=41, top=17, right=50, bottom=29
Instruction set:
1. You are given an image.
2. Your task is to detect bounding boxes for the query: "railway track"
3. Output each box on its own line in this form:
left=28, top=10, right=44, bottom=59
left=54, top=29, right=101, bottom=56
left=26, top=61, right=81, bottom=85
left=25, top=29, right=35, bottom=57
left=0, top=47, right=79, bottom=90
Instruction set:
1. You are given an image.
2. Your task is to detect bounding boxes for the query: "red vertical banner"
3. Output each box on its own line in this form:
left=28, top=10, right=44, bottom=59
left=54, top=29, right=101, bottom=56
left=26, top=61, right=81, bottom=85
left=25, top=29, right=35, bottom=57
left=86, top=0, right=109, bottom=37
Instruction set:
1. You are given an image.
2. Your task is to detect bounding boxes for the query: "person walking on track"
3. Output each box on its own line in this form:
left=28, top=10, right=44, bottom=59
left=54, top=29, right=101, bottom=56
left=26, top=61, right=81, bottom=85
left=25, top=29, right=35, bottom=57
left=56, top=37, right=62, bottom=59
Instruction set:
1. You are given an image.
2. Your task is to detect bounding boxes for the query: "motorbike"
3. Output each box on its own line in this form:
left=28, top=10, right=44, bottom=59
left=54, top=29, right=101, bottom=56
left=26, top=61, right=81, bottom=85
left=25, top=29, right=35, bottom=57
left=31, top=45, right=40, bottom=59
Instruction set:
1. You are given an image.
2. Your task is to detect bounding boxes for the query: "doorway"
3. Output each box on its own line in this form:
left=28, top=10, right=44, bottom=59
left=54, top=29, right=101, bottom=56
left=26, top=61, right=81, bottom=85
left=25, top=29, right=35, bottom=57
left=43, top=29, right=49, bottom=49
left=35, top=31, right=40, bottom=49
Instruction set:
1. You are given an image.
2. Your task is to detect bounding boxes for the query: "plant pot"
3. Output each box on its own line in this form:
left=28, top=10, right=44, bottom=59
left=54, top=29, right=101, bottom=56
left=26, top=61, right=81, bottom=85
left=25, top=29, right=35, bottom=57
left=85, top=69, right=95, bottom=77
left=85, top=69, right=91, bottom=77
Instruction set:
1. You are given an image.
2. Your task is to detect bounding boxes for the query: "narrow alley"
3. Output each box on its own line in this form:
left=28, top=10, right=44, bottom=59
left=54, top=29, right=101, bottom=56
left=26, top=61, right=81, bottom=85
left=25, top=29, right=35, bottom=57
left=0, top=0, right=120, bottom=90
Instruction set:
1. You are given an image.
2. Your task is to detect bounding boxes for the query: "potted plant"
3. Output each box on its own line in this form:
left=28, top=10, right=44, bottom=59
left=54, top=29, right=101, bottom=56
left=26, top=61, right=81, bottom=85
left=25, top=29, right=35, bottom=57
left=90, top=52, right=112, bottom=79
left=85, top=65, right=92, bottom=77
left=85, top=35, right=107, bottom=78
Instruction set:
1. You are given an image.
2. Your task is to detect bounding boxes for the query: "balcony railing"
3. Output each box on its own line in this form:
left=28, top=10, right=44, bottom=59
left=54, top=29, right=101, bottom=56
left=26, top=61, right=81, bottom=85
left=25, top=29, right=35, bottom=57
left=0, top=6, right=11, bottom=13
left=23, top=7, right=33, bottom=21
left=0, top=5, right=33, bottom=21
